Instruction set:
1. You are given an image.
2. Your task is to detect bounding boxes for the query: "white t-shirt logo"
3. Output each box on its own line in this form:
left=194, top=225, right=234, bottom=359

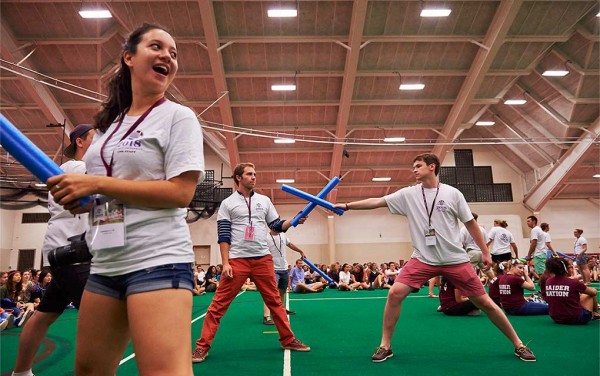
left=118, top=133, right=143, bottom=153
left=436, top=200, right=448, bottom=212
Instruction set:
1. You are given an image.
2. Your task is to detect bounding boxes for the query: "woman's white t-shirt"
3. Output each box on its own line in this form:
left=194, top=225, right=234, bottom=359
left=574, top=236, right=587, bottom=255
left=487, top=227, right=515, bottom=256
left=339, top=271, right=351, bottom=284
left=84, top=100, right=204, bottom=276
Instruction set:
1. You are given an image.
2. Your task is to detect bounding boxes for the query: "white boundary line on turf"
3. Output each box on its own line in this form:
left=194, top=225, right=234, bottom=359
left=283, top=290, right=291, bottom=376
left=291, top=293, right=540, bottom=302
left=289, top=295, right=437, bottom=302
left=119, top=291, right=246, bottom=366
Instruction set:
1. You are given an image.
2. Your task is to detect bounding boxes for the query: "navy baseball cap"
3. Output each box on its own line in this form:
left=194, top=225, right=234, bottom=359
left=63, top=124, right=93, bottom=159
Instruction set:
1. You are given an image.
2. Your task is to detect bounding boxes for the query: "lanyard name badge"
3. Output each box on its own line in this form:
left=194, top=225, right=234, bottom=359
left=422, top=184, right=440, bottom=246
left=243, top=195, right=255, bottom=241
left=90, top=199, right=126, bottom=250
left=270, top=234, right=283, bottom=256
left=91, top=98, right=165, bottom=250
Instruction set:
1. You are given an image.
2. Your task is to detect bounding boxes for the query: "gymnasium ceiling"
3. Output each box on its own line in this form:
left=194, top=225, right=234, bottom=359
left=0, top=0, right=598, bottom=211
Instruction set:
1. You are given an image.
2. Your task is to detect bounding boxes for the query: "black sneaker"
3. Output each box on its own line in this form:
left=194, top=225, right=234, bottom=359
left=286, top=309, right=296, bottom=315
left=372, top=346, right=393, bottom=362
left=192, top=348, right=208, bottom=363
left=515, top=345, right=536, bottom=362
left=263, top=316, right=275, bottom=325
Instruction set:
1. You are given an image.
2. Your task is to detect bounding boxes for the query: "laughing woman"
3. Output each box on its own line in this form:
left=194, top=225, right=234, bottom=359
left=47, top=23, right=204, bottom=375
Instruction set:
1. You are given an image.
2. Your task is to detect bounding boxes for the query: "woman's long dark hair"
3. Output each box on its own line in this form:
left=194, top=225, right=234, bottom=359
left=39, top=270, right=52, bottom=287
left=94, top=23, right=170, bottom=132
left=546, top=257, right=569, bottom=276
left=7, top=270, right=22, bottom=302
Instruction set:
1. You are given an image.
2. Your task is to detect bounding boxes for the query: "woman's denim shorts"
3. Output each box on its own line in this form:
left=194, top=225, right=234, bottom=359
left=86, top=263, right=194, bottom=300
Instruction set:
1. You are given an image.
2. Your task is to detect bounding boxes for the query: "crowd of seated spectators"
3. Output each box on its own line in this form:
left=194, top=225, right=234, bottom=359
left=4, top=253, right=597, bottom=332
left=0, top=268, right=57, bottom=331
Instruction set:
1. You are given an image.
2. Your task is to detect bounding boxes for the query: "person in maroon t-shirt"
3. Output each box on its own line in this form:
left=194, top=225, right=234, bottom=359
left=438, top=277, right=480, bottom=316
left=544, top=258, right=599, bottom=325
left=499, top=259, right=548, bottom=315
left=488, top=261, right=507, bottom=306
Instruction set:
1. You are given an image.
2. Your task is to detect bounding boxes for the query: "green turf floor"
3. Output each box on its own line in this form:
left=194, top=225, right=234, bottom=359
left=1, top=285, right=599, bottom=375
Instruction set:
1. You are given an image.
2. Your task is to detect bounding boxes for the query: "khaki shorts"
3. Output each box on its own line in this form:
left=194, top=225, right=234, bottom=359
left=467, top=249, right=483, bottom=269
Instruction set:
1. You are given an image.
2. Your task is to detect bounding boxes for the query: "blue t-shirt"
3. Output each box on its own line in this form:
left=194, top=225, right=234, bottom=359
left=290, top=266, right=305, bottom=289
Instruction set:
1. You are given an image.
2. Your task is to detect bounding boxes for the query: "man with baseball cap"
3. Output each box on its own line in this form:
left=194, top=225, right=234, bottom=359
left=11, top=124, right=95, bottom=376
left=63, top=124, right=94, bottom=160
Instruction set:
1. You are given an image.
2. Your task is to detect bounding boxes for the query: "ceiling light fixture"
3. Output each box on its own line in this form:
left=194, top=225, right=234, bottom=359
left=399, top=83, right=425, bottom=91
left=504, top=99, right=527, bottom=105
left=475, top=121, right=495, bottom=126
left=274, top=138, right=296, bottom=144
left=372, top=177, right=392, bottom=182
left=276, top=178, right=295, bottom=183
left=593, top=174, right=600, bottom=178
left=271, top=84, right=296, bottom=91
left=268, top=9, right=298, bottom=18
left=78, top=8, right=112, bottom=19
left=420, top=8, right=451, bottom=17
left=542, top=70, right=569, bottom=77
left=383, top=137, right=406, bottom=142
left=394, top=71, right=425, bottom=91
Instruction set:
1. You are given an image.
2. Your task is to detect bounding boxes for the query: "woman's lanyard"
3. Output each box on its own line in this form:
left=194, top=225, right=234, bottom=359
left=421, top=184, right=440, bottom=227
left=270, top=233, right=283, bottom=256
left=100, top=97, right=165, bottom=177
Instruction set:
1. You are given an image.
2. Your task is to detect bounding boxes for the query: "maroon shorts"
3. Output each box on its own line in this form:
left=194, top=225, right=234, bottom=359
left=397, top=258, right=486, bottom=297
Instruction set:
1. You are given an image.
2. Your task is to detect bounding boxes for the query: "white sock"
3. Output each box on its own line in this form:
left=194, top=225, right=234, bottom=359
left=12, top=370, right=34, bottom=376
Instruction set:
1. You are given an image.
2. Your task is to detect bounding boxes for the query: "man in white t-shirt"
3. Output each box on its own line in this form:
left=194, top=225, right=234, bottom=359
left=193, top=163, right=310, bottom=363
left=540, top=223, right=556, bottom=259
left=12, top=124, right=95, bottom=376
left=335, top=153, right=535, bottom=363
left=526, top=215, right=547, bottom=276
left=262, top=230, right=306, bottom=325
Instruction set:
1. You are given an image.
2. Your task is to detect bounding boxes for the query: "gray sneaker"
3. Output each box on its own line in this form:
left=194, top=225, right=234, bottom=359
left=515, top=345, right=536, bottom=362
left=5, top=314, right=15, bottom=329
left=372, top=346, right=393, bottom=362
left=192, top=348, right=208, bottom=363
left=282, top=338, right=311, bottom=352
left=18, top=310, right=33, bottom=327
